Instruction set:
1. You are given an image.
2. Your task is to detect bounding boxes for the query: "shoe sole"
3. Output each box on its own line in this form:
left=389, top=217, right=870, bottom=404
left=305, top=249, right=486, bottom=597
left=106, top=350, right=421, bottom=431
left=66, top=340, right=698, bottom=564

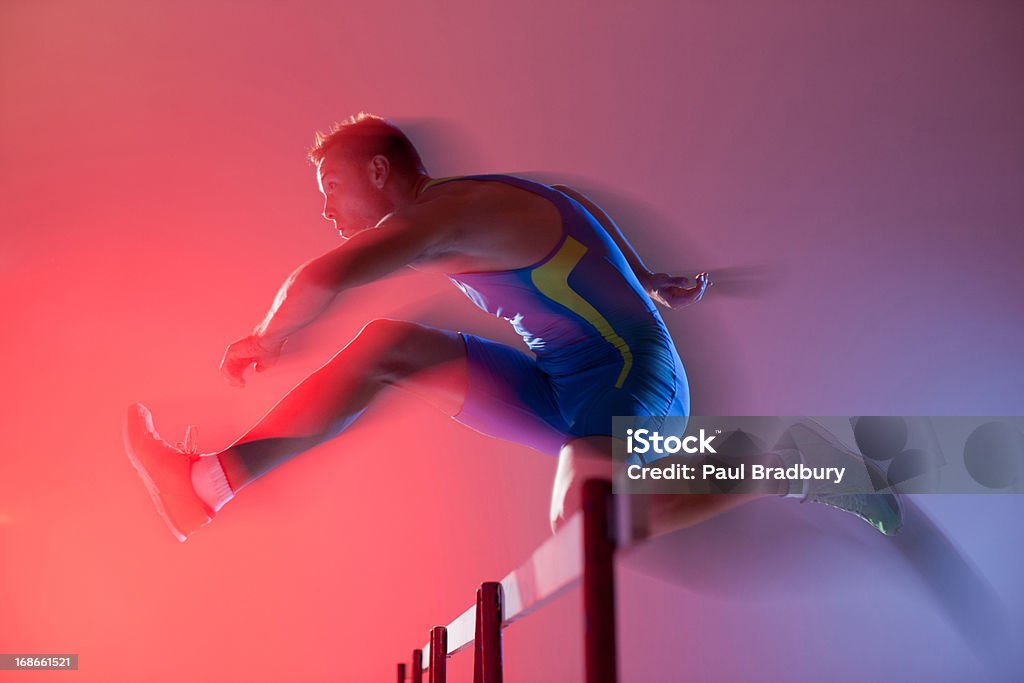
left=789, top=419, right=905, bottom=535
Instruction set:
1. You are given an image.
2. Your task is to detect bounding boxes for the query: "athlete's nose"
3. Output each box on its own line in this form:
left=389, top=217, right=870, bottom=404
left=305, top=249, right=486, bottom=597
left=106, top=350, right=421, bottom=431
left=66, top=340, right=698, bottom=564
left=322, top=200, right=335, bottom=222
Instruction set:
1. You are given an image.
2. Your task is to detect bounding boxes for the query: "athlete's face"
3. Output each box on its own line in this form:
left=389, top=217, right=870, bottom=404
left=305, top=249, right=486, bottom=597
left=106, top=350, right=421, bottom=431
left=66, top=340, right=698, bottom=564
left=317, top=154, right=391, bottom=239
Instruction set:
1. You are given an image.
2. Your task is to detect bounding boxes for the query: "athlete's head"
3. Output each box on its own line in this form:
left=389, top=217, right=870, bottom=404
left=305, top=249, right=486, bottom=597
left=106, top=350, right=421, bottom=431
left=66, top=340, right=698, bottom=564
left=309, top=113, right=426, bottom=238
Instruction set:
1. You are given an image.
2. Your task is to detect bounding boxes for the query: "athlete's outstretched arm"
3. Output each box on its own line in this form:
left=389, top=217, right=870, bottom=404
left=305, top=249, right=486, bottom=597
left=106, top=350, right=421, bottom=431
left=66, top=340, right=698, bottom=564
left=219, top=211, right=450, bottom=386
left=551, top=184, right=711, bottom=309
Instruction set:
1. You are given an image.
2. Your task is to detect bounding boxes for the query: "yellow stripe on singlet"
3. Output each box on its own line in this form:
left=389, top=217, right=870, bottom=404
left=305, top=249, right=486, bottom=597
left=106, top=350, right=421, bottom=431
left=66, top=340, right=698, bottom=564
left=530, top=236, right=634, bottom=388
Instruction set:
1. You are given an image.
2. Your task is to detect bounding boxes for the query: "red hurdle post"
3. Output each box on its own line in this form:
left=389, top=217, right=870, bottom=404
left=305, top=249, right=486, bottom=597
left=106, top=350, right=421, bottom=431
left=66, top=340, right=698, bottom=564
left=582, top=479, right=617, bottom=683
left=473, top=582, right=504, bottom=683
left=397, top=662, right=406, bottom=682
left=429, top=626, right=447, bottom=683
left=411, top=649, right=423, bottom=683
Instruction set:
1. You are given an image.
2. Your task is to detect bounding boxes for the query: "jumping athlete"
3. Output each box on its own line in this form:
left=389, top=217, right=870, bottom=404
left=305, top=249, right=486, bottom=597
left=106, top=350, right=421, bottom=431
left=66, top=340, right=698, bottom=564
left=124, top=113, right=902, bottom=542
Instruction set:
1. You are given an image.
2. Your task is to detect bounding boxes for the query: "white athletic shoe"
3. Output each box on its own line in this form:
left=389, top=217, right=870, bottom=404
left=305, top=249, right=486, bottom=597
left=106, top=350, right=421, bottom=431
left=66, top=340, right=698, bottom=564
left=777, top=419, right=903, bottom=536
left=123, top=403, right=214, bottom=542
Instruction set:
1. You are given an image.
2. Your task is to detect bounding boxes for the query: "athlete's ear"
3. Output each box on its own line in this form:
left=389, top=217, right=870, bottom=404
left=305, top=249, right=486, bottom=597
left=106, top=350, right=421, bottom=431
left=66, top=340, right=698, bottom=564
left=369, top=155, right=390, bottom=189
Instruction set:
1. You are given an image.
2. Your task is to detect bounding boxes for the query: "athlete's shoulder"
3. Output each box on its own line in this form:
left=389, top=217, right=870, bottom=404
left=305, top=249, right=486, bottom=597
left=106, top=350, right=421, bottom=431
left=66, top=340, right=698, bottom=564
left=403, top=181, right=480, bottom=234
left=403, top=175, right=562, bottom=273
left=411, top=176, right=532, bottom=227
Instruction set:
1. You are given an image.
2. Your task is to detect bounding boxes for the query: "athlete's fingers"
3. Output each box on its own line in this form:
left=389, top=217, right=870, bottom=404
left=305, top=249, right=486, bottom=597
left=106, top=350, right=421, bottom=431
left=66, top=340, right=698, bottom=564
left=221, top=359, right=250, bottom=387
left=648, top=271, right=712, bottom=308
left=220, top=346, right=254, bottom=387
left=664, top=286, right=696, bottom=307
left=693, top=278, right=709, bottom=302
left=220, top=334, right=275, bottom=385
left=663, top=282, right=706, bottom=308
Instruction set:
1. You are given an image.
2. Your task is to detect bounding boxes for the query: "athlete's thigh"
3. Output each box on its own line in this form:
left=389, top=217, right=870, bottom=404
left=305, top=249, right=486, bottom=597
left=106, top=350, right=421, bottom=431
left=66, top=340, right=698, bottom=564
left=549, top=436, right=755, bottom=536
left=351, top=318, right=468, bottom=417
left=453, top=333, right=570, bottom=456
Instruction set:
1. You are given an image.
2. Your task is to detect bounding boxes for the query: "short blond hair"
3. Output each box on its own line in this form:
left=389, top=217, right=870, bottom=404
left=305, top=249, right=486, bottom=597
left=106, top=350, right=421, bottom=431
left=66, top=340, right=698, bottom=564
left=309, top=113, right=425, bottom=175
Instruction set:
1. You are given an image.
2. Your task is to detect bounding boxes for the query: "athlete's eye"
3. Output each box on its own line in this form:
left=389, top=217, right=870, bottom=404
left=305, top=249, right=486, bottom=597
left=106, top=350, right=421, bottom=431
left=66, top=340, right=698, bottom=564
left=327, top=182, right=337, bottom=192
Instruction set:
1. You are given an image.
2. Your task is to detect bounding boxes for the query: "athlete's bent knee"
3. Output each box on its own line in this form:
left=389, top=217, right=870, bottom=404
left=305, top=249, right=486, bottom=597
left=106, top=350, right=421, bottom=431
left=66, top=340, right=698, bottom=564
left=355, top=318, right=446, bottom=385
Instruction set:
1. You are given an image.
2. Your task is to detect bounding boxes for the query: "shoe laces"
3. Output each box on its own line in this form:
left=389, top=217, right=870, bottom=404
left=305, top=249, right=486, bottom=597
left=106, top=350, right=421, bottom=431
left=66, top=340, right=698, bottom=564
left=174, top=425, right=200, bottom=460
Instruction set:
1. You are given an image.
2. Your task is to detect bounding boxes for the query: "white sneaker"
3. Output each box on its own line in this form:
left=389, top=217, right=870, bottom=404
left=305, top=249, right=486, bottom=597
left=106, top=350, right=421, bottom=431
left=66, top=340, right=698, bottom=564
left=123, top=403, right=214, bottom=542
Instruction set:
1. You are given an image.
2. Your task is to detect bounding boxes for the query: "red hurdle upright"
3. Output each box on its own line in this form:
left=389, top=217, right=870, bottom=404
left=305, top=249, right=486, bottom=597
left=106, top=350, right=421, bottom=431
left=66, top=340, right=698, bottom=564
left=473, top=582, right=504, bottom=682
left=582, top=480, right=617, bottom=683
left=411, top=649, right=422, bottom=683
left=398, top=478, right=620, bottom=682
left=429, top=626, right=447, bottom=682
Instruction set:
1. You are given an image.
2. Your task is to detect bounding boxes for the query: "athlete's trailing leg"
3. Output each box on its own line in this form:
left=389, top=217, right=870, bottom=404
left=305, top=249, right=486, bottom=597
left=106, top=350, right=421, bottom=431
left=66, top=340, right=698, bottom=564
left=549, top=435, right=789, bottom=535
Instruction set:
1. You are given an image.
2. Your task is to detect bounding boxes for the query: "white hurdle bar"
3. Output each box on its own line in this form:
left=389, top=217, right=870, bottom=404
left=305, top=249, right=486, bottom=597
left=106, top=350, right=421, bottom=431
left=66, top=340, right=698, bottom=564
left=400, top=480, right=647, bottom=683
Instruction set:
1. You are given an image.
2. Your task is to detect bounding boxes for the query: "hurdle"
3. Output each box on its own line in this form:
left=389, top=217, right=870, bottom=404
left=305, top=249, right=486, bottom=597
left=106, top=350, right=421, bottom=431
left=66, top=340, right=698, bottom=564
left=397, top=480, right=646, bottom=682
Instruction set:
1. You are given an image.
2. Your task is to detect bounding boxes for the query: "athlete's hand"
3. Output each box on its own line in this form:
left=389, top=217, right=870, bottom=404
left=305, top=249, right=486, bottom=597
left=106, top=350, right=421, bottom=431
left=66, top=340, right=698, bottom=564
left=220, top=334, right=285, bottom=387
left=643, top=271, right=712, bottom=309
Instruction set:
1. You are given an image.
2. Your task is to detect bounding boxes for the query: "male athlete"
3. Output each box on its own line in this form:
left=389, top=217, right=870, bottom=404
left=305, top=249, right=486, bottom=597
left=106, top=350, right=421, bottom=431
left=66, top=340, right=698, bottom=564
left=124, top=113, right=902, bottom=542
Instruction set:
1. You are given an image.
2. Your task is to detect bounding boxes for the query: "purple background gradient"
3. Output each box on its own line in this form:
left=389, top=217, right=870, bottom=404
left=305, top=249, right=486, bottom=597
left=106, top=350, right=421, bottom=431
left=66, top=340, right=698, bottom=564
left=2, top=1, right=1022, bottom=681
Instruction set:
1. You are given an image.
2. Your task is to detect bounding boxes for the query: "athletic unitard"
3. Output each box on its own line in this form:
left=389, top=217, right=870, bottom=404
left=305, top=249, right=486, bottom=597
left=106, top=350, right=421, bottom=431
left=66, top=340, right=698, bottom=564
left=426, top=174, right=690, bottom=456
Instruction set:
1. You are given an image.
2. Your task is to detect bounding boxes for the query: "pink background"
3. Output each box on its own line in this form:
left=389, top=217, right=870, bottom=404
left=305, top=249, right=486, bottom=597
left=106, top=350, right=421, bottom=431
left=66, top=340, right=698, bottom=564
left=2, top=1, right=1022, bottom=681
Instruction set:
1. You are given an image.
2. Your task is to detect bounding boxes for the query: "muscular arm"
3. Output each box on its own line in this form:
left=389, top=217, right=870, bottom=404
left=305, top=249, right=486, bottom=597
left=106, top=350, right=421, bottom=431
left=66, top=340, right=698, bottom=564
left=254, top=214, right=445, bottom=343
left=220, top=208, right=451, bottom=385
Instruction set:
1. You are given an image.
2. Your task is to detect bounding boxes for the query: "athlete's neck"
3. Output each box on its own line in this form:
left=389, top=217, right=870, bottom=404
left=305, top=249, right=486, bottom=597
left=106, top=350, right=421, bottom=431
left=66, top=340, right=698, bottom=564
left=412, top=173, right=435, bottom=199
